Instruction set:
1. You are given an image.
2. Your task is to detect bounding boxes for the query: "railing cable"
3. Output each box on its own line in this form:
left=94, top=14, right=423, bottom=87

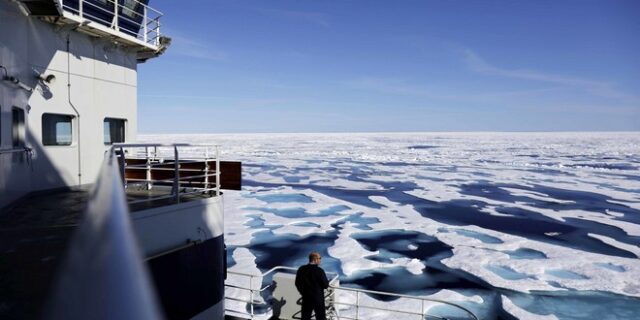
left=225, top=266, right=478, bottom=320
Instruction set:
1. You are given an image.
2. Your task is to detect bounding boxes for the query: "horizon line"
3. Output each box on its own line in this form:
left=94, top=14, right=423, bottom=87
left=138, top=130, right=640, bottom=135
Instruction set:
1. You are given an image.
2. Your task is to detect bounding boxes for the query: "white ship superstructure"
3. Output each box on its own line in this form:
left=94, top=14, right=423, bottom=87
left=1, top=1, right=239, bottom=319
left=1, top=0, right=166, bottom=207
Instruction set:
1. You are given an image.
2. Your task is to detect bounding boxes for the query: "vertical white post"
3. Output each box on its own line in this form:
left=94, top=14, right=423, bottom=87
left=143, top=6, right=148, bottom=43
left=174, top=146, right=180, bottom=203
left=79, top=0, right=83, bottom=18
left=216, top=146, right=220, bottom=197
left=155, top=19, right=161, bottom=46
left=119, top=146, right=126, bottom=188
left=145, top=146, right=152, bottom=190
left=204, top=147, right=210, bottom=191
left=250, top=275, right=254, bottom=317
left=355, top=291, right=359, bottom=320
left=113, top=0, right=119, bottom=31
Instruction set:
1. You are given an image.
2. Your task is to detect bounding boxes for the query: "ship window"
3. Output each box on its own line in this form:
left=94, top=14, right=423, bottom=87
left=42, top=114, right=73, bottom=146
left=122, top=0, right=140, bottom=19
left=104, top=118, right=126, bottom=144
left=12, top=107, right=25, bottom=147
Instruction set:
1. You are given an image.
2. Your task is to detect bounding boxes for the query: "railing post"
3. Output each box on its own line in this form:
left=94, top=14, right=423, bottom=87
left=79, top=0, right=83, bottom=18
left=328, top=287, right=336, bottom=320
left=155, top=19, right=161, bottom=46
left=421, top=299, right=424, bottom=320
left=145, top=146, right=152, bottom=190
left=204, top=147, right=210, bottom=191
left=143, top=6, right=148, bottom=43
left=250, top=275, right=254, bottom=318
left=355, top=291, right=359, bottom=320
left=216, top=146, right=220, bottom=197
left=174, top=145, right=180, bottom=203
left=119, top=146, right=126, bottom=188
left=113, top=0, right=119, bottom=31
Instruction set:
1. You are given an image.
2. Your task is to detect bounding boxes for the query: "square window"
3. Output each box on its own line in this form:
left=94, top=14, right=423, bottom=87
left=42, top=114, right=73, bottom=146
left=104, top=118, right=126, bottom=144
left=122, top=0, right=139, bottom=19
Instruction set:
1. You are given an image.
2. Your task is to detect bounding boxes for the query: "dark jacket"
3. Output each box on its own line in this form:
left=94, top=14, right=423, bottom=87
left=295, top=264, right=329, bottom=302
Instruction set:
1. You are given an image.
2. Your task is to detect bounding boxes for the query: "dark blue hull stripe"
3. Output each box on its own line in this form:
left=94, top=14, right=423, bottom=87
left=147, top=235, right=225, bottom=320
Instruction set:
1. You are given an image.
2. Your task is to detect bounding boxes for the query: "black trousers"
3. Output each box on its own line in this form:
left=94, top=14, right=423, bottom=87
left=301, top=296, right=326, bottom=320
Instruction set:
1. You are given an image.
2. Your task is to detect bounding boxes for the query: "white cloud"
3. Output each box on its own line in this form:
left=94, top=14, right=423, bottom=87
left=167, top=33, right=228, bottom=61
left=462, top=49, right=640, bottom=104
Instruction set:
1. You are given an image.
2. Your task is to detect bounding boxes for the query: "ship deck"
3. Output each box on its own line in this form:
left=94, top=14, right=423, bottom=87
left=0, top=186, right=216, bottom=320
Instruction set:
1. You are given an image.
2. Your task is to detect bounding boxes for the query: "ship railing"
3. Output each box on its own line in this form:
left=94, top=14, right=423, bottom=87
left=0, top=147, right=32, bottom=155
left=225, top=266, right=478, bottom=320
left=59, top=0, right=163, bottom=48
left=112, top=143, right=221, bottom=204
left=225, top=266, right=300, bottom=319
left=329, top=285, right=478, bottom=320
left=45, top=143, right=162, bottom=318
left=0, top=147, right=34, bottom=161
left=0, top=147, right=34, bottom=167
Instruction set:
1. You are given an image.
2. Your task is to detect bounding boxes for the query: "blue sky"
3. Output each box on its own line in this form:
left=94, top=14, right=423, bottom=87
left=138, top=0, right=640, bottom=133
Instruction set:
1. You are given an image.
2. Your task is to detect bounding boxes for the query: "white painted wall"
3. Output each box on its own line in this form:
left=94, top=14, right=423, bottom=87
left=0, top=1, right=139, bottom=208
left=132, top=197, right=224, bottom=257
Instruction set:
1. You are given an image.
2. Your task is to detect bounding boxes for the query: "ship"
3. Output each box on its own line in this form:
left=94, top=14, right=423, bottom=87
left=1, top=0, right=242, bottom=319
left=0, top=1, right=478, bottom=319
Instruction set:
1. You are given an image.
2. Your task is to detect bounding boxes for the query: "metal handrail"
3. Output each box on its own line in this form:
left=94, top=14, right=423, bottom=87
left=113, top=143, right=221, bottom=205
left=113, top=143, right=191, bottom=148
left=225, top=266, right=478, bottom=320
left=330, top=285, right=478, bottom=320
left=59, top=0, right=163, bottom=47
left=44, top=146, right=162, bottom=319
left=0, top=147, right=32, bottom=155
left=226, top=266, right=305, bottom=318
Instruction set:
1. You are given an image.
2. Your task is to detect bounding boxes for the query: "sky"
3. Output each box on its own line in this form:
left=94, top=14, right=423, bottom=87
left=137, top=0, right=640, bottom=133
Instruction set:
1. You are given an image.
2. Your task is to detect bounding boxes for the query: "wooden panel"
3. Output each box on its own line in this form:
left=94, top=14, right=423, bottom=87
left=220, top=161, right=242, bottom=191
left=123, top=159, right=242, bottom=190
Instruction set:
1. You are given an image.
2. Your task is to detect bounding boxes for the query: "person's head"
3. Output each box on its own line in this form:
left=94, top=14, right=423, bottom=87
left=308, top=252, right=322, bottom=265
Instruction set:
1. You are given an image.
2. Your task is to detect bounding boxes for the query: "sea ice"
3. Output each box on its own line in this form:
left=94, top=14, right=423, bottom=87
left=140, top=132, right=640, bottom=319
left=501, top=295, right=559, bottom=320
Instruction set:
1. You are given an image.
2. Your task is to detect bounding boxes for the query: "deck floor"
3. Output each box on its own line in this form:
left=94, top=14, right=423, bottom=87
left=0, top=186, right=216, bottom=319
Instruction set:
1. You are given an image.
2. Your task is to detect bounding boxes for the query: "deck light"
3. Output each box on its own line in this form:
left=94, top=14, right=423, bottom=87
left=39, top=74, right=56, bottom=85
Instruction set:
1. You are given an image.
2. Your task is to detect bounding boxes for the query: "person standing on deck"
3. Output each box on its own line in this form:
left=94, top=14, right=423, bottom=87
left=295, top=252, right=329, bottom=320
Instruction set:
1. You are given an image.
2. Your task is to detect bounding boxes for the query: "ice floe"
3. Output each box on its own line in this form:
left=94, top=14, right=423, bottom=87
left=140, top=132, right=640, bottom=319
